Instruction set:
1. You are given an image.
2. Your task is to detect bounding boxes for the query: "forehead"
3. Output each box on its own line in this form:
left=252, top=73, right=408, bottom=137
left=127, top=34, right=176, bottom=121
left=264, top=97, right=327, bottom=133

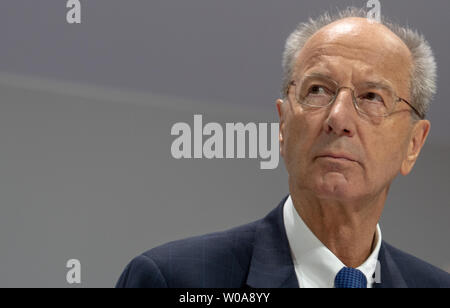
left=293, top=18, right=412, bottom=94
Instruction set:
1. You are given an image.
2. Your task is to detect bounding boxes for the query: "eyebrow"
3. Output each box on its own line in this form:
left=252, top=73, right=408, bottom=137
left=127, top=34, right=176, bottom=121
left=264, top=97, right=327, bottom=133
left=302, top=72, right=335, bottom=82
left=358, top=81, right=395, bottom=92
left=302, top=72, right=396, bottom=92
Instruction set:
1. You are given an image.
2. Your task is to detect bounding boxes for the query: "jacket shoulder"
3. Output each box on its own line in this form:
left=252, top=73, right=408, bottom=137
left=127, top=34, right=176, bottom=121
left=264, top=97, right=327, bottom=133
left=383, top=242, right=450, bottom=288
left=116, top=219, right=260, bottom=288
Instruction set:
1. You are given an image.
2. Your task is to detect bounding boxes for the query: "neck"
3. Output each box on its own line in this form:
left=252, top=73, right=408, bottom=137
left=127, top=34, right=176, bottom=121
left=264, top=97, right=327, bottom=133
left=289, top=182, right=387, bottom=268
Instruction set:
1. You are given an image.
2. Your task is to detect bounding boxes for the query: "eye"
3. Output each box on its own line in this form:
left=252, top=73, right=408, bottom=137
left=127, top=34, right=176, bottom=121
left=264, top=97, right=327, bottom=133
left=308, top=85, right=329, bottom=95
left=362, top=92, right=384, bottom=103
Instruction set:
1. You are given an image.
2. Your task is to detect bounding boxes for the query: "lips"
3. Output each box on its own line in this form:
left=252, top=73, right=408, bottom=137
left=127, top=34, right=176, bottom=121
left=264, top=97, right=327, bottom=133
left=316, top=152, right=358, bottom=162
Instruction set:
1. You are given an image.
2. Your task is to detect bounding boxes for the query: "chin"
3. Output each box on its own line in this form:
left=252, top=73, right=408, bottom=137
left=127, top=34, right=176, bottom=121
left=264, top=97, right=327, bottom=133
left=312, top=175, right=361, bottom=201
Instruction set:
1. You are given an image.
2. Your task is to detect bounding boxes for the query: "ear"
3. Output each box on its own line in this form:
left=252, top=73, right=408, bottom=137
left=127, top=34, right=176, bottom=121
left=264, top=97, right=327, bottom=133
left=400, top=119, right=431, bottom=175
left=276, top=99, right=286, bottom=158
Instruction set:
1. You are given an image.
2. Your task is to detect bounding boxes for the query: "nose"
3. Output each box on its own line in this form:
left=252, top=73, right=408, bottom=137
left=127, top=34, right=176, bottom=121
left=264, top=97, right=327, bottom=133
left=323, top=87, right=357, bottom=137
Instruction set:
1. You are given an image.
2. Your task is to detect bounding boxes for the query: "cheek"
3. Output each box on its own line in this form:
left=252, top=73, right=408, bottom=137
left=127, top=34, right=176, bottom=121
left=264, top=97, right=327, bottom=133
left=283, top=114, right=319, bottom=172
left=366, top=127, right=409, bottom=180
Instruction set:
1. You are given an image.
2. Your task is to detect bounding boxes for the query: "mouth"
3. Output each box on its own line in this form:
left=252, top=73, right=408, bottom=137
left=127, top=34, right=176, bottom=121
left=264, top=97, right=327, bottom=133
left=316, top=153, right=358, bottom=163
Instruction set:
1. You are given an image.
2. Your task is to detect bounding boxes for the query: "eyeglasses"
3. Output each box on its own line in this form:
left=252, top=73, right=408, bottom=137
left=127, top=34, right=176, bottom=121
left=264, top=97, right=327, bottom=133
left=287, top=74, right=424, bottom=119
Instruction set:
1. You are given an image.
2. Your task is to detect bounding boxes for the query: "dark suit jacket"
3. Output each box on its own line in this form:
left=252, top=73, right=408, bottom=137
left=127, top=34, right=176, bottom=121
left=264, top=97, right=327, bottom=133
left=116, top=195, right=450, bottom=288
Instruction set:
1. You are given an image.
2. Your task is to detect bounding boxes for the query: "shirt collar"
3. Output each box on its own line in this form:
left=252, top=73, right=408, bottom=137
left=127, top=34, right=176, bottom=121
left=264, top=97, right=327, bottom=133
left=283, top=194, right=382, bottom=288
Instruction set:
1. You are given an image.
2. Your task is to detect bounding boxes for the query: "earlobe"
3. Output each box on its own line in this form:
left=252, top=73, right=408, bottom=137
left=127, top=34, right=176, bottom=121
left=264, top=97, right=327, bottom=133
left=400, top=158, right=412, bottom=176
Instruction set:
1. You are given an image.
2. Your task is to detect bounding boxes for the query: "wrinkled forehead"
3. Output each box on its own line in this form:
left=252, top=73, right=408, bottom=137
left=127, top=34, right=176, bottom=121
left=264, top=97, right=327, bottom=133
left=293, top=18, right=413, bottom=95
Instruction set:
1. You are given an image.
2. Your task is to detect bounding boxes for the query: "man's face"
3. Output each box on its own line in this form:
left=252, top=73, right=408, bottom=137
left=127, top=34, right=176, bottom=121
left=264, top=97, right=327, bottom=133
left=278, top=18, right=430, bottom=203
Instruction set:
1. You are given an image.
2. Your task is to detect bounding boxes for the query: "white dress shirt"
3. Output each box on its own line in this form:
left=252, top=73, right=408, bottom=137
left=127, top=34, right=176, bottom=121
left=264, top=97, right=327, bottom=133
left=283, top=195, right=382, bottom=288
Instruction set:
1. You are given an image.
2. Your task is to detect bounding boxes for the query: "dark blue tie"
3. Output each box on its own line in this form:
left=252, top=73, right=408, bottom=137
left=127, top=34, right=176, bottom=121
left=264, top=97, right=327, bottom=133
left=334, top=267, right=367, bottom=288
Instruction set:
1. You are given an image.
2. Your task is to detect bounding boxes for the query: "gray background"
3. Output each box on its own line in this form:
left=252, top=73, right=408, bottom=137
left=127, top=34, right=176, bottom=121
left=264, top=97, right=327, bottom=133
left=0, top=0, right=448, bottom=287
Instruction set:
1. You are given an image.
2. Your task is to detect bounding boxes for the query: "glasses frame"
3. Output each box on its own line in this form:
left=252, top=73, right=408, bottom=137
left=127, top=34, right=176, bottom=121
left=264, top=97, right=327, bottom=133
left=287, top=77, right=424, bottom=119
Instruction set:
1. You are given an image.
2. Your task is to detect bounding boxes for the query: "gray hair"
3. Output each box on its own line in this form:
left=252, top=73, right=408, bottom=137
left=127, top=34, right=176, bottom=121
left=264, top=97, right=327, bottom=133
left=281, top=7, right=436, bottom=120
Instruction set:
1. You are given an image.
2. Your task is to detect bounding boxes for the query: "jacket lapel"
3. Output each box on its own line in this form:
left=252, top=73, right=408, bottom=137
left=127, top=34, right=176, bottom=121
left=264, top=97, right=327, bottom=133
left=373, top=241, right=408, bottom=288
left=245, top=195, right=299, bottom=288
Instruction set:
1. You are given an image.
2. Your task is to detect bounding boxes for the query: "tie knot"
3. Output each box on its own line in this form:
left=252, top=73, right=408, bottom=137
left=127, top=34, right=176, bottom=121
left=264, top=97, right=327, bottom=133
left=334, top=267, right=367, bottom=288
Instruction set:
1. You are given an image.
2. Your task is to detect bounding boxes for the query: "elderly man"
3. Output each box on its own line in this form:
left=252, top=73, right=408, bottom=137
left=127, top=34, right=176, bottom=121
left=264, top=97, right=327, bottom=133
left=116, top=8, right=450, bottom=288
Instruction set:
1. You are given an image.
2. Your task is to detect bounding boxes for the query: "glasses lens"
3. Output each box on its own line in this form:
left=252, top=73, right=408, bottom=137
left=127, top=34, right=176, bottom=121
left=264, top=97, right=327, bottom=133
left=354, top=85, right=396, bottom=117
left=295, top=77, right=335, bottom=107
